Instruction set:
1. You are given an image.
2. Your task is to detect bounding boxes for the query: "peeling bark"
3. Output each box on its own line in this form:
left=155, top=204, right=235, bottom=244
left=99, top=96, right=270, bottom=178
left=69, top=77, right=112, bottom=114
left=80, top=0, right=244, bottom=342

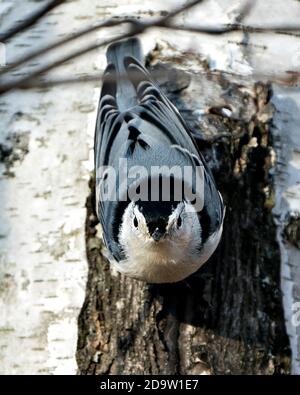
left=76, top=46, right=291, bottom=375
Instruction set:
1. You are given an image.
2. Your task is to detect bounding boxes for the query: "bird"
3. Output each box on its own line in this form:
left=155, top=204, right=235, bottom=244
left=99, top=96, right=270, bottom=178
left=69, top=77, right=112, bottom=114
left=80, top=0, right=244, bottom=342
left=94, top=37, right=224, bottom=283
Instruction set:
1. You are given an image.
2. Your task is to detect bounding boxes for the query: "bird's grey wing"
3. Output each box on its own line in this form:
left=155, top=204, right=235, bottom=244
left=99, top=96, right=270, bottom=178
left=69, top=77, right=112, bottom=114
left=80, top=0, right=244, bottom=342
left=94, top=64, right=127, bottom=261
left=124, top=55, right=201, bottom=157
left=123, top=56, right=225, bottom=240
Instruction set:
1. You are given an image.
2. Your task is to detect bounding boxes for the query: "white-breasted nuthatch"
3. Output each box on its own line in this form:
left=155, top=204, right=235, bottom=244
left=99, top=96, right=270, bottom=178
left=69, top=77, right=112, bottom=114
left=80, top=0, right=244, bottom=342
left=95, top=38, right=225, bottom=283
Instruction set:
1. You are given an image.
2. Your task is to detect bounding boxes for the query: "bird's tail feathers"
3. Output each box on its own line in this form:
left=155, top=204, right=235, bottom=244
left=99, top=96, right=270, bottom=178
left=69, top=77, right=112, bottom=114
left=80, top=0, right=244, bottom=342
left=106, top=38, right=143, bottom=110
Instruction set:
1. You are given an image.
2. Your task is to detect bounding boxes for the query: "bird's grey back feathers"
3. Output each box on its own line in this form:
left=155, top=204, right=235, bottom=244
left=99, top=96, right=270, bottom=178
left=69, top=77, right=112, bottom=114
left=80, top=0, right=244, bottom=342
left=95, top=38, right=224, bottom=262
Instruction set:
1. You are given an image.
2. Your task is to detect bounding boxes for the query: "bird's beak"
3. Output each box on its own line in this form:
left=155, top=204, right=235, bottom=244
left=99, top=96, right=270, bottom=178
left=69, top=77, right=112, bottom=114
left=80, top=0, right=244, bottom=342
left=152, top=228, right=164, bottom=242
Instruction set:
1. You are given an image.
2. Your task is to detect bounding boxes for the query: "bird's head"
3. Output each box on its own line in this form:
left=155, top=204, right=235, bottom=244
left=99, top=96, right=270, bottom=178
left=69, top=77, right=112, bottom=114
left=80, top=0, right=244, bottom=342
left=121, top=199, right=200, bottom=244
left=117, top=199, right=203, bottom=282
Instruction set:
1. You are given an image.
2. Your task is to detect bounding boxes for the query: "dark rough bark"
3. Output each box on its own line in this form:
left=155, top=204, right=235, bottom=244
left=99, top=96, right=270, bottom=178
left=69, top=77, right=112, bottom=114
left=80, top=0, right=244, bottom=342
left=76, top=44, right=291, bottom=375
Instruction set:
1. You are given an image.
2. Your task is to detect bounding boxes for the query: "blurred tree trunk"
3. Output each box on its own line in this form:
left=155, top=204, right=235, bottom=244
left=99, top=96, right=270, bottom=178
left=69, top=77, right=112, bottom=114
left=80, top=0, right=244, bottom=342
left=76, top=45, right=291, bottom=375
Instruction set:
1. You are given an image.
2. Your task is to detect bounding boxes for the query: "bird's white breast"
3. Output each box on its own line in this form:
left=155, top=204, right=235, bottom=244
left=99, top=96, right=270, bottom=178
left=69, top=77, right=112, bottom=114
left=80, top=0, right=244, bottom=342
left=113, top=224, right=223, bottom=283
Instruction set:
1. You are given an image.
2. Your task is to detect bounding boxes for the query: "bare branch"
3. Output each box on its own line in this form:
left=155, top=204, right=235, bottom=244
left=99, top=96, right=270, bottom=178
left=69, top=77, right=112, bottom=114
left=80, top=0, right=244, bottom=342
left=159, top=22, right=300, bottom=35
left=0, top=0, right=204, bottom=76
left=0, top=18, right=129, bottom=76
left=0, top=23, right=148, bottom=95
left=1, top=1, right=299, bottom=79
left=157, top=0, right=204, bottom=23
left=0, top=0, right=66, bottom=43
left=0, top=0, right=205, bottom=94
left=1, top=0, right=300, bottom=95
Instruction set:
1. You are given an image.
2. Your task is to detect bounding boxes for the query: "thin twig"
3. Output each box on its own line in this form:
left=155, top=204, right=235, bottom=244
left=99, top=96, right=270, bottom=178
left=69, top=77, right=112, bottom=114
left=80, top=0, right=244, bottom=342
left=0, top=25, right=144, bottom=95
left=0, top=0, right=205, bottom=94
left=0, top=0, right=66, bottom=43
left=14, top=67, right=300, bottom=91
left=158, top=0, right=204, bottom=23
left=0, top=0, right=204, bottom=76
left=1, top=4, right=300, bottom=79
left=0, top=18, right=128, bottom=76
left=1, top=0, right=300, bottom=95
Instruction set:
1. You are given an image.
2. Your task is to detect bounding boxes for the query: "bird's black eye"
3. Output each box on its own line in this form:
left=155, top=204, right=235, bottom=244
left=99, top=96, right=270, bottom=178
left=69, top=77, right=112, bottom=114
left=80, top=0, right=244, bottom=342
left=133, top=216, right=138, bottom=228
left=177, top=216, right=182, bottom=228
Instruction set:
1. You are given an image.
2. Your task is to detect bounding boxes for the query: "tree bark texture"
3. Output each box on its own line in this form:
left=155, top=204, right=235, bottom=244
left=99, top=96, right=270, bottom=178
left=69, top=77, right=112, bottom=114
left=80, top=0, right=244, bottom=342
left=76, top=44, right=291, bottom=375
